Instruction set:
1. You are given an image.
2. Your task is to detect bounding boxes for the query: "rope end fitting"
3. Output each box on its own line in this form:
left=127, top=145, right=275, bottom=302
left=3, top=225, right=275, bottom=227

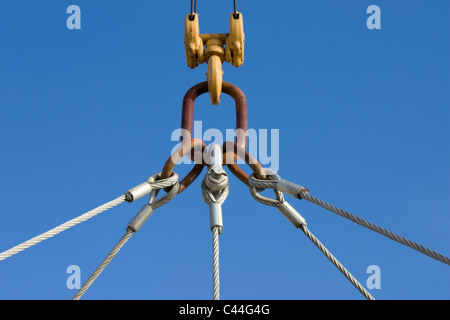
left=276, top=180, right=309, bottom=200
left=277, top=201, right=307, bottom=229
left=126, top=172, right=180, bottom=232
left=202, top=144, right=229, bottom=234
left=248, top=169, right=307, bottom=229
left=125, top=181, right=152, bottom=203
left=209, top=203, right=223, bottom=234
left=127, top=204, right=154, bottom=232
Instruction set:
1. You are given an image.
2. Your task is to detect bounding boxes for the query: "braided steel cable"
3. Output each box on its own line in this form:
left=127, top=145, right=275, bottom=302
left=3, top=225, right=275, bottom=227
left=201, top=179, right=230, bottom=206
left=201, top=144, right=229, bottom=300
left=72, top=228, right=134, bottom=300
left=299, top=225, right=375, bottom=300
left=248, top=173, right=450, bottom=266
left=0, top=173, right=180, bottom=263
left=299, top=191, right=450, bottom=266
left=202, top=178, right=228, bottom=300
left=73, top=180, right=180, bottom=299
left=149, top=174, right=180, bottom=191
left=247, top=182, right=374, bottom=300
left=0, top=195, right=126, bottom=262
left=212, top=226, right=221, bottom=300
left=152, top=182, right=180, bottom=210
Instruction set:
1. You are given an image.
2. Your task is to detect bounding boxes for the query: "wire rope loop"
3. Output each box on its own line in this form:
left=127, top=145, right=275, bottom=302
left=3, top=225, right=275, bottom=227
left=150, top=181, right=180, bottom=210
left=148, top=172, right=179, bottom=192
left=201, top=178, right=230, bottom=206
left=160, top=138, right=206, bottom=193
left=249, top=173, right=284, bottom=207
left=248, top=170, right=280, bottom=191
left=145, top=172, right=181, bottom=210
left=222, top=141, right=266, bottom=185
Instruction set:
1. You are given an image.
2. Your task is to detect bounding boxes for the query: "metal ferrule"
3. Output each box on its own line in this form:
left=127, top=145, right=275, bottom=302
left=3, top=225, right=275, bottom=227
left=125, top=182, right=152, bottom=203
left=127, top=204, right=154, bottom=232
left=277, top=201, right=307, bottom=228
left=276, top=180, right=302, bottom=199
left=209, top=203, right=223, bottom=233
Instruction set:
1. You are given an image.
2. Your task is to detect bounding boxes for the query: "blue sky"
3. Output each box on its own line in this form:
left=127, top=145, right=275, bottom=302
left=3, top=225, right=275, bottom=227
left=0, top=1, right=448, bottom=300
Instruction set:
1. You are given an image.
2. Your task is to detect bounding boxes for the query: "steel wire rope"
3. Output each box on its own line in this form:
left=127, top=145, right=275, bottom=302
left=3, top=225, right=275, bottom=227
left=299, top=224, right=375, bottom=300
left=0, top=195, right=126, bottom=262
left=248, top=174, right=450, bottom=266
left=248, top=178, right=375, bottom=300
left=299, top=191, right=450, bottom=266
left=72, top=181, right=180, bottom=300
left=72, top=228, right=134, bottom=300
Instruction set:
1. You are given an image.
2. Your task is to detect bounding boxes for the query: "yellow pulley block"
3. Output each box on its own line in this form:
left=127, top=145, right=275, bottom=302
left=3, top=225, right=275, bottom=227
left=184, top=12, right=245, bottom=105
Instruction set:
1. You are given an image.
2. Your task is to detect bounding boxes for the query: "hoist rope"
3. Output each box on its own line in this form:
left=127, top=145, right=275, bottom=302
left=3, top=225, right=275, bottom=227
left=0, top=195, right=126, bottom=262
left=299, top=224, right=375, bottom=300
left=189, top=0, right=197, bottom=20
left=298, top=191, right=450, bottom=266
left=72, top=228, right=134, bottom=300
left=190, top=0, right=238, bottom=18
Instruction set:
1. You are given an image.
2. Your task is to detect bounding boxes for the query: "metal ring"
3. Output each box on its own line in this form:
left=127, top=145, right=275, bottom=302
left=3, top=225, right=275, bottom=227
left=222, top=141, right=266, bottom=185
left=161, top=138, right=206, bottom=193
left=181, top=81, right=248, bottom=160
left=248, top=170, right=280, bottom=190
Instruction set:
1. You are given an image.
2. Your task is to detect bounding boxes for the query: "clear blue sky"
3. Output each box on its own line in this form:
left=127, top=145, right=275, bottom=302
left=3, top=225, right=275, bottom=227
left=0, top=1, right=448, bottom=300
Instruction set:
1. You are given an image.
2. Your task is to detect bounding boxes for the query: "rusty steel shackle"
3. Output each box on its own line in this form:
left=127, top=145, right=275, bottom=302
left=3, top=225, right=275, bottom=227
left=222, top=141, right=266, bottom=185
left=179, top=81, right=265, bottom=184
left=161, top=81, right=266, bottom=193
left=161, top=138, right=206, bottom=194
left=180, top=81, right=248, bottom=153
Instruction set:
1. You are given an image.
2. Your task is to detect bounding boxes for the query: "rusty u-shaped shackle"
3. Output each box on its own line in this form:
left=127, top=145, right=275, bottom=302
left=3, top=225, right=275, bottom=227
left=181, top=81, right=248, bottom=152
left=161, top=81, right=265, bottom=192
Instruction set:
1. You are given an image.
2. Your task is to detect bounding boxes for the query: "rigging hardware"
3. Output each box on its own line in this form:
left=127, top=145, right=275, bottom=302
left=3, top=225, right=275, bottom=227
left=184, top=7, right=244, bottom=105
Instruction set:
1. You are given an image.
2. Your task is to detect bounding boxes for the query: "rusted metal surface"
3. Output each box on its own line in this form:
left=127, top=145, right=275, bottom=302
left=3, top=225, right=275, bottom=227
left=181, top=81, right=248, bottom=156
left=161, top=138, right=206, bottom=193
left=163, top=81, right=262, bottom=191
left=222, top=141, right=266, bottom=185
